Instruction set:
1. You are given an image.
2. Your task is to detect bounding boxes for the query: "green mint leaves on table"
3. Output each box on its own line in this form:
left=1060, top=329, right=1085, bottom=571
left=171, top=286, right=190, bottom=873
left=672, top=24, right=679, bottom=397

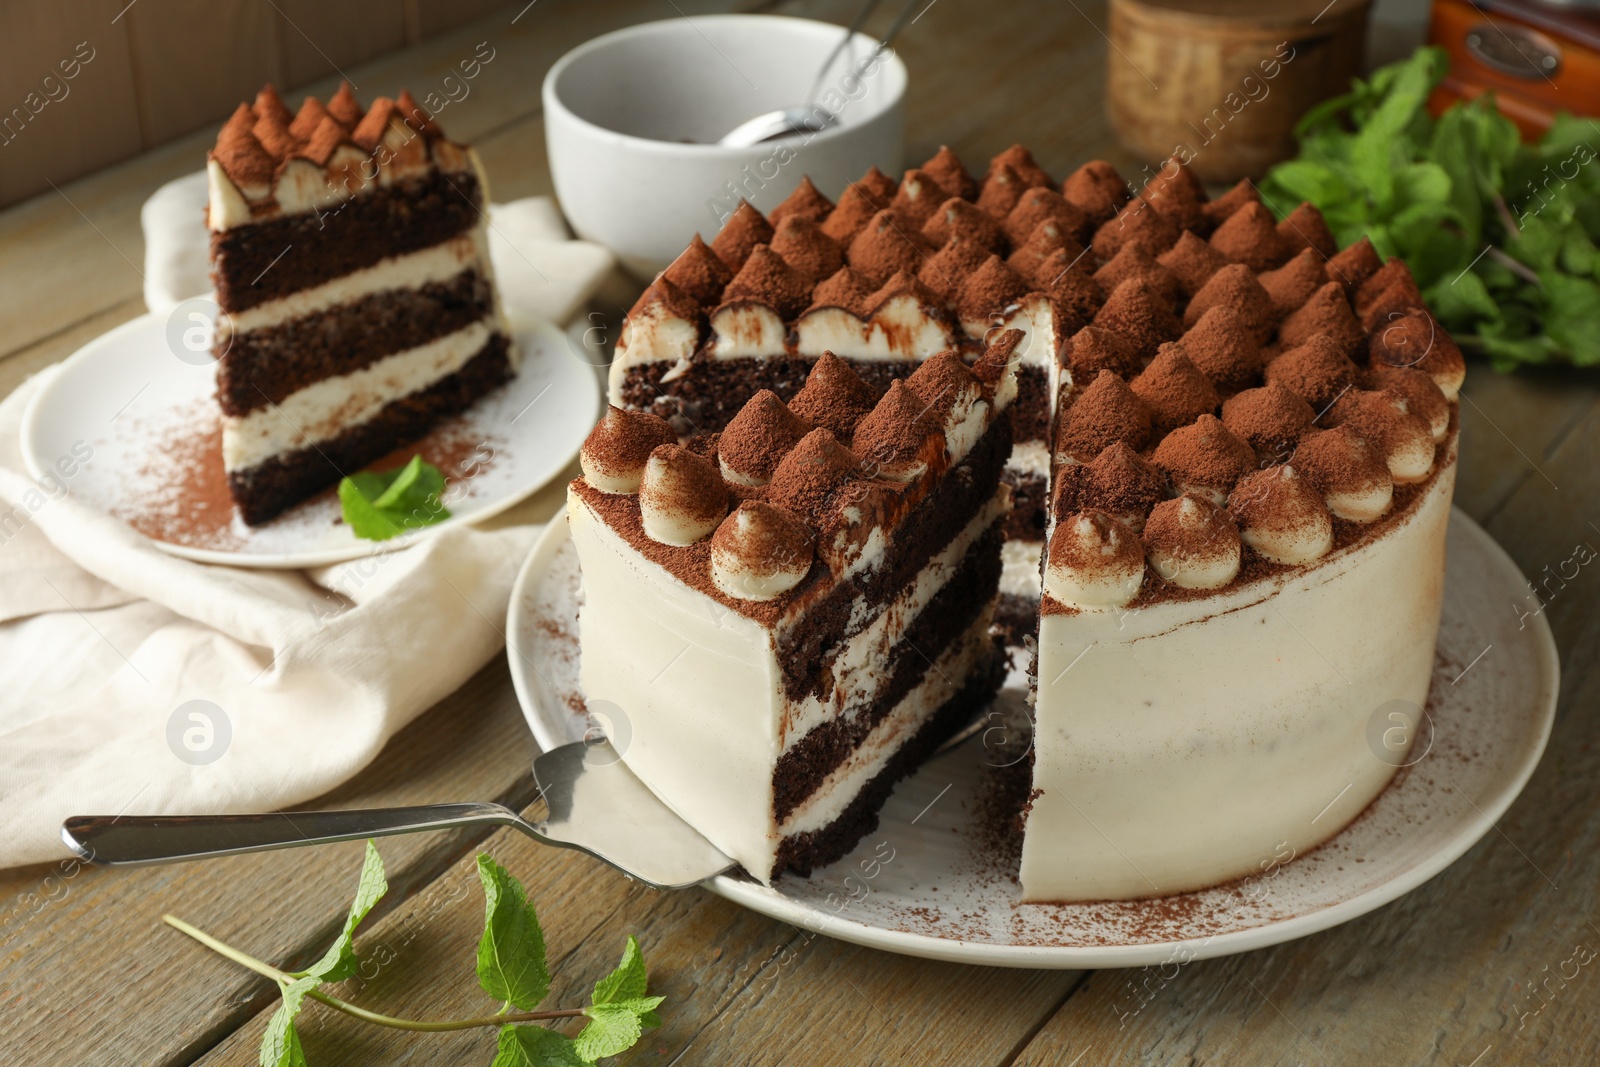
left=1257, top=46, right=1600, bottom=369
left=338, top=454, right=452, bottom=541
left=162, top=843, right=662, bottom=1067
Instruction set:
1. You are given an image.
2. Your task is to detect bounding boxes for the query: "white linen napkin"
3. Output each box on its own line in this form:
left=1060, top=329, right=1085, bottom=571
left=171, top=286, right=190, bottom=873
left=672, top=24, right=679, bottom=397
left=0, top=179, right=615, bottom=870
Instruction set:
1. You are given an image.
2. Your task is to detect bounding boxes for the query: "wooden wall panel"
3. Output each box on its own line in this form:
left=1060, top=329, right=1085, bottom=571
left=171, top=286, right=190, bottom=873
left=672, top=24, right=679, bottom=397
left=0, top=0, right=552, bottom=211
left=125, top=0, right=284, bottom=146
left=276, top=0, right=407, bottom=90
left=407, top=0, right=519, bottom=40
left=0, top=0, right=143, bottom=207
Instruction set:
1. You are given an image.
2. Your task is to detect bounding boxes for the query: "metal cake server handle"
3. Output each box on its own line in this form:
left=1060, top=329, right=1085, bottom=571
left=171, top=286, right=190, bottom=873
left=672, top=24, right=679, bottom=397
left=61, top=740, right=736, bottom=891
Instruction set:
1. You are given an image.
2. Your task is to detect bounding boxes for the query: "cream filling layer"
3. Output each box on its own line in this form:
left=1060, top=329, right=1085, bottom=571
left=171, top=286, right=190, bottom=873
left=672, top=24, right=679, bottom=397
left=220, top=230, right=490, bottom=336
left=792, top=299, right=956, bottom=361
left=778, top=606, right=995, bottom=841
left=222, top=319, right=494, bottom=472
left=781, top=495, right=1008, bottom=752
left=960, top=294, right=1057, bottom=370
left=1006, top=441, right=1051, bottom=479
left=1000, top=537, right=1043, bottom=599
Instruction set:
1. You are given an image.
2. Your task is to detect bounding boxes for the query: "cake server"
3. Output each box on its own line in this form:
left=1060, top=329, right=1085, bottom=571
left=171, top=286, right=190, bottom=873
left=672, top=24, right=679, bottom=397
left=60, top=739, right=736, bottom=891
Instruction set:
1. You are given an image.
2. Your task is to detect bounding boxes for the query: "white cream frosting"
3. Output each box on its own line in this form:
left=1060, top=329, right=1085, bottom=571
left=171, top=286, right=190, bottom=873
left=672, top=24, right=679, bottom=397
left=1006, top=441, right=1052, bottom=480
left=1024, top=453, right=1456, bottom=902
left=221, top=319, right=494, bottom=472
left=709, top=508, right=811, bottom=601
left=1044, top=513, right=1145, bottom=610
left=1146, top=497, right=1241, bottom=590
left=220, top=230, right=490, bottom=337
left=1235, top=466, right=1334, bottom=565
left=960, top=293, right=1057, bottom=370
left=638, top=451, right=724, bottom=546
left=1385, top=422, right=1437, bottom=484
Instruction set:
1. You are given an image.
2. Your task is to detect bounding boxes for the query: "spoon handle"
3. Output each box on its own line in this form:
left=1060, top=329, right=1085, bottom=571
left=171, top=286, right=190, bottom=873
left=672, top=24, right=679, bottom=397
left=807, top=0, right=886, bottom=105
left=61, top=802, right=528, bottom=867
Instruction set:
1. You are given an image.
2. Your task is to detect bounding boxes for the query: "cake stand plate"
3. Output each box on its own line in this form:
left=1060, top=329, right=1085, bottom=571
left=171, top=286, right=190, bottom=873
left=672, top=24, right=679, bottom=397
left=506, top=507, right=1558, bottom=969
left=19, top=312, right=599, bottom=569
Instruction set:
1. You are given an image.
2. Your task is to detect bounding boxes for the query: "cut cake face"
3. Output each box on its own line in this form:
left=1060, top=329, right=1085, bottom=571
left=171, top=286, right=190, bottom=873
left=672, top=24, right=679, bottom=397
left=569, top=340, right=1020, bottom=881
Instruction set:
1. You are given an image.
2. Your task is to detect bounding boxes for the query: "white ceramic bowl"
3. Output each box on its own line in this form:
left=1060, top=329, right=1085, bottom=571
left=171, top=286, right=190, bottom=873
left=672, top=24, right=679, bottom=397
left=543, top=15, right=907, bottom=279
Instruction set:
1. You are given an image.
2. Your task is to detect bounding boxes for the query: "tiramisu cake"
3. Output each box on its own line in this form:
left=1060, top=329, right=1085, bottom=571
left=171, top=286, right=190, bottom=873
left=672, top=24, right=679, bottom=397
left=587, top=147, right=1465, bottom=900
left=568, top=338, right=1018, bottom=880
left=206, top=84, right=514, bottom=524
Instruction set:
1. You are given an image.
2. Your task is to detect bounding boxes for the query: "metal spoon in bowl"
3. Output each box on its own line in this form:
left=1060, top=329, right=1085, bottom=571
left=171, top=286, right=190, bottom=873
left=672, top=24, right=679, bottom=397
left=717, top=0, right=919, bottom=147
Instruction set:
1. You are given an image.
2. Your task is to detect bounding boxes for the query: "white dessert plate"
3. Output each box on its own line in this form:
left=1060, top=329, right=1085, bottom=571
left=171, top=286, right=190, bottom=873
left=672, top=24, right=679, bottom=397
left=506, top=507, right=1558, bottom=968
left=20, top=313, right=599, bottom=568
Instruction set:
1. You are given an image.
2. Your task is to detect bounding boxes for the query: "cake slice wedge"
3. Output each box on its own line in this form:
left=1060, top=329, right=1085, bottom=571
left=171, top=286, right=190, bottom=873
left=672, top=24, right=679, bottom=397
left=206, top=84, right=515, bottom=525
left=568, top=339, right=1019, bottom=881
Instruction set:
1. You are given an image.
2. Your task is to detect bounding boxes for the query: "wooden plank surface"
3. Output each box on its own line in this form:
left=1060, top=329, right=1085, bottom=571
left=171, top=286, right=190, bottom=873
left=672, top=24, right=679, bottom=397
left=4, top=0, right=1598, bottom=1064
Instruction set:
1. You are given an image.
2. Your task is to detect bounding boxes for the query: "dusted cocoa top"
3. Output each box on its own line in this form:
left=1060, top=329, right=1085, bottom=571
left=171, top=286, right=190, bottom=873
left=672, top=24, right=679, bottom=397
left=606, top=145, right=1462, bottom=614
left=620, top=145, right=1451, bottom=405
left=208, top=81, right=464, bottom=220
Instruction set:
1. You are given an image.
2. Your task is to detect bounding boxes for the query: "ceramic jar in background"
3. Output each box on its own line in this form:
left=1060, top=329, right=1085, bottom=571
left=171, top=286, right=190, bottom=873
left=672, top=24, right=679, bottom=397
left=1107, top=0, right=1372, bottom=183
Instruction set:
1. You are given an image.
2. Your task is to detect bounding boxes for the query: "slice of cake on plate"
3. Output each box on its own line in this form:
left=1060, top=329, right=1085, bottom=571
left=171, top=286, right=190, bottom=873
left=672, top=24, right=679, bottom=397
left=206, top=83, right=515, bottom=524
left=568, top=338, right=1019, bottom=881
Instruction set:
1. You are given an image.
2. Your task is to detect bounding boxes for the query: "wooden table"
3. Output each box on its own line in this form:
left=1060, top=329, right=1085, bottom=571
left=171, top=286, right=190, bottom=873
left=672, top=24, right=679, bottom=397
left=2, top=1, right=1596, bottom=1063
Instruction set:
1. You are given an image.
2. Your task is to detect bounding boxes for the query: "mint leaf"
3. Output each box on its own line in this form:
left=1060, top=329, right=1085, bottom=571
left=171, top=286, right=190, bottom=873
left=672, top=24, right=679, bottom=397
left=259, top=976, right=318, bottom=1067
left=576, top=1004, right=649, bottom=1062
left=1540, top=271, right=1600, bottom=365
left=308, top=840, right=388, bottom=982
left=476, top=854, right=550, bottom=1010
left=1393, top=160, right=1453, bottom=207
left=591, top=935, right=649, bottom=1005
left=1426, top=271, right=1499, bottom=323
left=575, top=936, right=662, bottom=1060
left=492, top=1025, right=587, bottom=1067
left=371, top=454, right=424, bottom=509
left=338, top=455, right=450, bottom=542
left=1264, top=160, right=1349, bottom=206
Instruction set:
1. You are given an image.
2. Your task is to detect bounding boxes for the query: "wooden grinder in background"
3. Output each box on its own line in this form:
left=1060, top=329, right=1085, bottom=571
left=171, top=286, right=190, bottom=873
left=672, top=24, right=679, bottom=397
left=1108, top=0, right=1373, bottom=182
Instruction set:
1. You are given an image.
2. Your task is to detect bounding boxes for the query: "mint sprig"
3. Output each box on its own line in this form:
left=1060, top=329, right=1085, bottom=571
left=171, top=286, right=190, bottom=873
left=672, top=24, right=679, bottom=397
left=1258, top=45, right=1600, bottom=369
left=162, top=843, right=662, bottom=1066
left=476, top=853, right=551, bottom=1010
left=338, top=455, right=451, bottom=541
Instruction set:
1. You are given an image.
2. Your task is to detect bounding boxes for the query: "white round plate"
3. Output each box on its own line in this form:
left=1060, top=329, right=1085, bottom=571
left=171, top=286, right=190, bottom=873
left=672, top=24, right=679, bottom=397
left=506, top=508, right=1558, bottom=968
left=20, top=313, right=598, bottom=568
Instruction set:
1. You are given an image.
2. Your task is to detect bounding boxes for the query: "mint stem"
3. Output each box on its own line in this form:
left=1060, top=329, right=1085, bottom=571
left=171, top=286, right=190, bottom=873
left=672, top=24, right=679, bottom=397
left=163, top=915, right=587, bottom=1031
